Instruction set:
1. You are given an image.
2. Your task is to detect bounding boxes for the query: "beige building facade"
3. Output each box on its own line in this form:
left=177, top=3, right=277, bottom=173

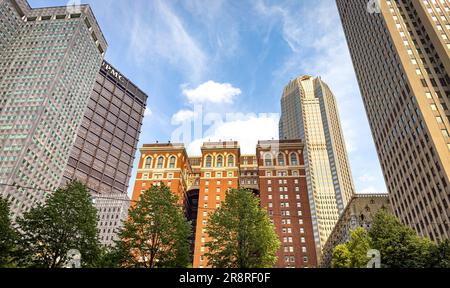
left=319, top=193, right=391, bottom=268
left=336, top=0, right=450, bottom=241
left=279, top=76, right=356, bottom=256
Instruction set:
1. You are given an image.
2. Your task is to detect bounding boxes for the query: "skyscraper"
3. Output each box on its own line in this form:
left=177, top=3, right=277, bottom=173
left=63, top=61, right=147, bottom=197
left=279, top=76, right=355, bottom=254
left=336, top=0, right=450, bottom=241
left=62, top=61, right=148, bottom=246
left=0, top=0, right=107, bottom=219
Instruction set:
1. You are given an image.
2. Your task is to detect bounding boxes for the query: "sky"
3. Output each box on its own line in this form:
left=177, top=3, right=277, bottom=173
left=29, top=0, right=388, bottom=197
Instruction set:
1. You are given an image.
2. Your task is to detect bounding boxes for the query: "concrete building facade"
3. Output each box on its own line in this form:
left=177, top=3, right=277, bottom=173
left=0, top=0, right=107, bottom=219
left=336, top=0, right=450, bottom=241
left=95, top=193, right=131, bottom=247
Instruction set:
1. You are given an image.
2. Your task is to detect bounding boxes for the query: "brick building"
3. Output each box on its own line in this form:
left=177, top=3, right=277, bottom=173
left=131, top=140, right=317, bottom=268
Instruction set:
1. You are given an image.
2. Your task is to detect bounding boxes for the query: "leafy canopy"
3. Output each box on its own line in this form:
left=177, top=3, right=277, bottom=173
left=205, top=188, right=280, bottom=268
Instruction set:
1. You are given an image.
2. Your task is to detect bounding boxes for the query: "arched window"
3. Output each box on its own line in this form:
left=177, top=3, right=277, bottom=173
left=264, top=154, right=272, bottom=166
left=290, top=153, right=298, bottom=166
left=157, top=156, right=164, bottom=169
left=205, top=155, right=212, bottom=168
left=278, top=153, right=285, bottom=166
left=228, top=155, right=234, bottom=167
left=144, top=157, right=152, bottom=169
left=169, top=156, right=176, bottom=168
left=217, top=155, right=223, bottom=168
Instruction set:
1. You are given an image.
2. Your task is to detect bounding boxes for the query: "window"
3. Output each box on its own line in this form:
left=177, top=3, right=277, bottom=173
left=217, top=155, right=223, bottom=167
left=169, top=156, right=176, bottom=168
left=205, top=155, right=212, bottom=168
left=144, top=157, right=152, bottom=169
left=157, top=156, right=164, bottom=169
left=228, top=155, right=234, bottom=167
left=278, top=153, right=285, bottom=166
left=264, top=154, right=272, bottom=166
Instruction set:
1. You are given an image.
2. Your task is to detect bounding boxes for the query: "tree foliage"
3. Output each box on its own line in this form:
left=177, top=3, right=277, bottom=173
left=0, top=197, right=18, bottom=267
left=17, top=181, right=100, bottom=268
left=331, top=244, right=351, bottom=268
left=429, top=240, right=450, bottom=268
left=115, top=184, right=191, bottom=268
left=205, top=189, right=280, bottom=268
left=331, top=228, right=371, bottom=268
left=346, top=228, right=372, bottom=268
left=369, top=209, right=434, bottom=268
left=331, top=209, right=450, bottom=268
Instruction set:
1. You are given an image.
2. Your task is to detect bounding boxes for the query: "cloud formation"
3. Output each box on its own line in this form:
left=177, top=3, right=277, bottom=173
left=182, top=81, right=242, bottom=104
left=187, top=115, right=279, bottom=155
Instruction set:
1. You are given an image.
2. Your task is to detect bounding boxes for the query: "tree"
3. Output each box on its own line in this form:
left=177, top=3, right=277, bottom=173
left=331, top=244, right=351, bottom=268
left=428, top=240, right=450, bottom=268
left=346, top=228, right=371, bottom=268
left=331, top=228, right=371, bottom=268
left=0, top=197, right=18, bottom=267
left=17, top=181, right=100, bottom=268
left=116, top=184, right=191, bottom=268
left=205, top=188, right=280, bottom=268
left=368, top=209, right=434, bottom=268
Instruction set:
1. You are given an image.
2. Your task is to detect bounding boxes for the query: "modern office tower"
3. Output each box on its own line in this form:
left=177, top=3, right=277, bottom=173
left=131, top=140, right=318, bottom=268
left=320, top=194, right=391, bottom=268
left=95, top=193, right=130, bottom=247
left=0, top=0, right=107, bottom=219
left=63, top=61, right=148, bottom=198
left=336, top=0, right=450, bottom=241
left=279, top=76, right=356, bottom=255
left=257, top=140, right=318, bottom=268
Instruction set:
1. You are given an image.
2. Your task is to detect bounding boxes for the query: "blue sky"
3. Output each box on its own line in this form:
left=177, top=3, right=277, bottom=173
left=29, top=0, right=388, bottom=197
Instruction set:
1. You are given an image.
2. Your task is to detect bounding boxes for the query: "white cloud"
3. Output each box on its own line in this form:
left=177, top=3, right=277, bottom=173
left=144, top=108, right=153, bottom=117
left=182, top=81, right=242, bottom=104
left=187, top=115, right=279, bottom=155
left=171, top=110, right=197, bottom=124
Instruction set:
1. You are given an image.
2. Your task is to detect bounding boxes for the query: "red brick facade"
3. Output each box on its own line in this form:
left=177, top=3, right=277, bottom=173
left=131, top=140, right=317, bottom=268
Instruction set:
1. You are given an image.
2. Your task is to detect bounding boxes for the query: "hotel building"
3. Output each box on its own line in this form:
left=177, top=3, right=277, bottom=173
left=279, top=76, right=356, bottom=255
left=131, top=140, right=318, bottom=268
left=0, top=0, right=107, bottom=219
left=336, top=0, right=450, bottom=240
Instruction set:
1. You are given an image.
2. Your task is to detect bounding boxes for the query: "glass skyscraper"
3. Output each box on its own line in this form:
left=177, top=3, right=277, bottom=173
left=0, top=0, right=107, bottom=219
left=279, top=76, right=355, bottom=256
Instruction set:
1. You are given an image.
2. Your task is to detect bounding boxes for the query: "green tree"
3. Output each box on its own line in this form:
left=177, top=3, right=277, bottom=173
left=428, top=240, right=450, bottom=268
left=346, top=228, right=371, bottom=268
left=117, top=184, right=191, bottom=268
left=0, top=197, right=18, bottom=267
left=17, top=181, right=100, bottom=268
left=331, top=244, right=351, bottom=268
left=205, top=188, right=280, bottom=268
left=331, top=228, right=371, bottom=268
left=368, top=209, right=434, bottom=268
